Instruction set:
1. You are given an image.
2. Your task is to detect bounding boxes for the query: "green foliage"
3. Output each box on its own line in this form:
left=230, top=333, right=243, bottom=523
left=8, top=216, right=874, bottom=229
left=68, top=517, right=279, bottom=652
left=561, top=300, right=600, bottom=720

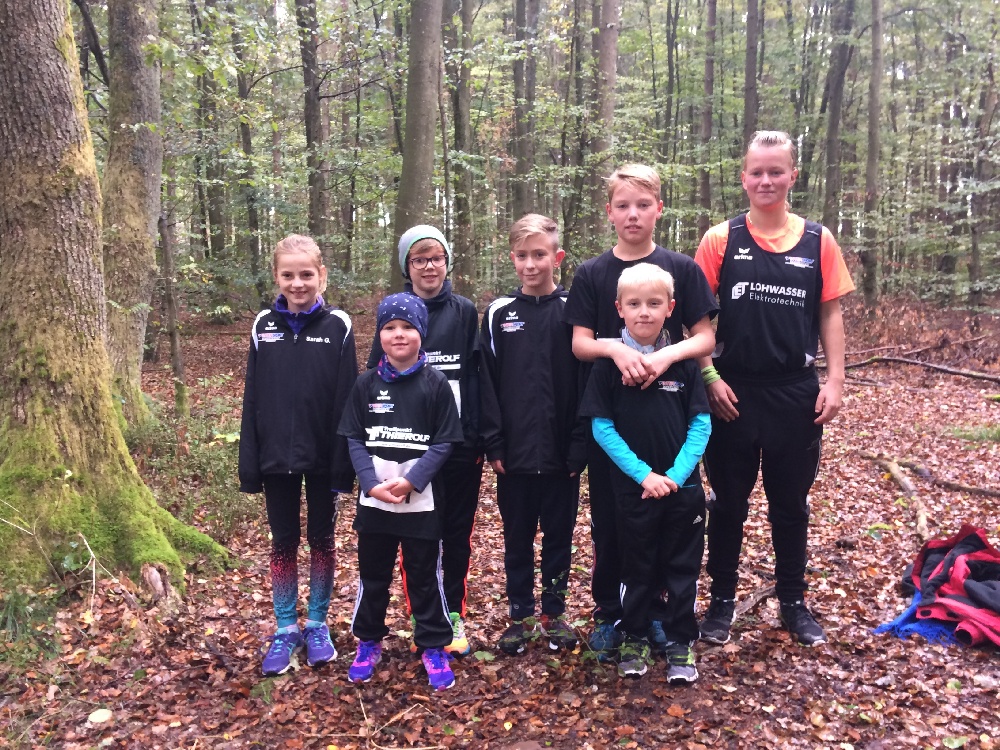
left=126, top=399, right=253, bottom=545
left=949, top=425, right=1000, bottom=442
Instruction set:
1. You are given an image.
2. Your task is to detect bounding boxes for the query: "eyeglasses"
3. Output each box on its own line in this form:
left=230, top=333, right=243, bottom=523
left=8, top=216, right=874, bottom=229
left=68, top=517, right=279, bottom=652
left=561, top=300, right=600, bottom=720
left=408, top=255, right=447, bottom=270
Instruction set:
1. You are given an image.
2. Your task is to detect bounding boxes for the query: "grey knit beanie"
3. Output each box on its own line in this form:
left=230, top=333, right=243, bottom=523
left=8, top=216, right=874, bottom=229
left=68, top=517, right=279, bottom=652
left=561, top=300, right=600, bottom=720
left=397, top=225, right=452, bottom=279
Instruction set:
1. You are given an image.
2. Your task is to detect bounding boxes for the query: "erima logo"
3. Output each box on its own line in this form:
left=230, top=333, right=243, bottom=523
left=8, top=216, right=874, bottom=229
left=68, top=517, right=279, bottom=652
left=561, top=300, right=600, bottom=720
left=506, top=310, right=519, bottom=320
left=377, top=389, right=390, bottom=401
left=732, top=282, right=748, bottom=300
left=733, top=248, right=753, bottom=260
left=265, top=321, right=277, bottom=330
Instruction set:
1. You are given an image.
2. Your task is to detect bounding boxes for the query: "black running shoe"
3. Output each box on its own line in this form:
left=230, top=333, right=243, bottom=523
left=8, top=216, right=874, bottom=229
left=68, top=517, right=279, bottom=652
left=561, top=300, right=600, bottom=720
left=779, top=600, right=827, bottom=646
left=699, top=598, right=736, bottom=645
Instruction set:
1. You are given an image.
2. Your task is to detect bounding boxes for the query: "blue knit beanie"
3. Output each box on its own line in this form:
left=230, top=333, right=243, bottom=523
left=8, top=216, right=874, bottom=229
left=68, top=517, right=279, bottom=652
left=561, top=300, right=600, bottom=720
left=376, top=293, right=428, bottom=339
left=397, top=225, right=452, bottom=279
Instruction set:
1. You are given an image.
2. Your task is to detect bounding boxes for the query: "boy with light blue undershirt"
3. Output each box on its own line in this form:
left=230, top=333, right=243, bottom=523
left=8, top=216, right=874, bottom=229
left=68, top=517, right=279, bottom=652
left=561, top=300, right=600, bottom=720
left=578, top=263, right=711, bottom=683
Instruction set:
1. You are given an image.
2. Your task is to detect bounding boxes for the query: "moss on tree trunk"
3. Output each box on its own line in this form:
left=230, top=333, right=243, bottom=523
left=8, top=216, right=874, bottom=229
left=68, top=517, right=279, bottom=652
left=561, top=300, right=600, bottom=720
left=0, top=0, right=226, bottom=588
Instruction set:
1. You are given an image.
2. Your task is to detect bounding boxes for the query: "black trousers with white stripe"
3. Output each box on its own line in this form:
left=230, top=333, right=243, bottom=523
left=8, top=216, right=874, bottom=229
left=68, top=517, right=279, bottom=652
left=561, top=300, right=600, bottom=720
left=616, top=482, right=706, bottom=644
left=352, top=532, right=452, bottom=649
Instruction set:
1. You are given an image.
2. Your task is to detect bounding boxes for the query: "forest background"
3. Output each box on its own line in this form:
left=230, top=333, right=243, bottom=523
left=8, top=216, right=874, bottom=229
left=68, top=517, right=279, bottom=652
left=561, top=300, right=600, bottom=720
left=0, top=0, right=999, bottom=747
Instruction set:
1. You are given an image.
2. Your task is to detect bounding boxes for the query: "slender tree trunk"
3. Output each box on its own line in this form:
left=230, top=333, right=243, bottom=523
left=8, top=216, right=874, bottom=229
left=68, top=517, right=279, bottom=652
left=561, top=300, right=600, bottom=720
left=267, top=0, right=283, bottom=248
left=159, top=180, right=188, bottom=419
left=743, top=0, right=759, bottom=149
left=588, top=0, right=620, bottom=241
left=445, top=0, right=476, bottom=296
left=860, top=0, right=882, bottom=309
left=391, top=0, right=445, bottom=290
left=969, top=61, right=998, bottom=308
left=102, top=0, right=162, bottom=428
left=228, top=1, right=265, bottom=306
left=698, top=0, right=717, bottom=239
left=0, top=0, right=222, bottom=586
left=512, top=0, right=539, bottom=221
left=822, top=0, right=855, bottom=232
left=295, top=0, right=329, bottom=256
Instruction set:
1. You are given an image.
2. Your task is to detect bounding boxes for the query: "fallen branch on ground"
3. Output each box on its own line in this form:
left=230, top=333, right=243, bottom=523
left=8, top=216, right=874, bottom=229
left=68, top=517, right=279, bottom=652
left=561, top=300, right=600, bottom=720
left=860, top=452, right=929, bottom=542
left=734, top=585, right=775, bottom=619
left=896, top=459, right=1000, bottom=499
left=845, top=356, right=1000, bottom=383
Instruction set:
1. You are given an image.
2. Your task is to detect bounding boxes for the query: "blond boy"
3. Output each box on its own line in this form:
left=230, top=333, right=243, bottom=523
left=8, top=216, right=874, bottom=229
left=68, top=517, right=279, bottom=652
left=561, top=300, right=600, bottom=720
left=579, top=264, right=710, bottom=682
left=563, top=164, right=717, bottom=657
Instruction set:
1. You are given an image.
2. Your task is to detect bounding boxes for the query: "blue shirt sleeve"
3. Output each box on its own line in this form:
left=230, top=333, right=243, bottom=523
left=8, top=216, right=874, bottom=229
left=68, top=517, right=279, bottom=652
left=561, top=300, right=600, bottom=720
left=348, top=438, right=379, bottom=494
left=403, top=442, right=454, bottom=492
left=666, top=412, right=711, bottom=487
left=592, top=417, right=651, bottom=485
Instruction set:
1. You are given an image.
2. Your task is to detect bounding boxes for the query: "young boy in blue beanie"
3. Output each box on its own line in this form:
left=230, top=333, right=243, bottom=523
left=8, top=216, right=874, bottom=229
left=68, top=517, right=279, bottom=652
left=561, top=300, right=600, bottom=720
left=367, top=226, right=483, bottom=656
left=339, top=293, right=465, bottom=691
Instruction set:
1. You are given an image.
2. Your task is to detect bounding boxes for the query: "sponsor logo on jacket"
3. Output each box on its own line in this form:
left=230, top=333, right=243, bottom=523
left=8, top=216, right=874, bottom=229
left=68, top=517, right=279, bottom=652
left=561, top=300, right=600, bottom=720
left=365, top=426, right=430, bottom=443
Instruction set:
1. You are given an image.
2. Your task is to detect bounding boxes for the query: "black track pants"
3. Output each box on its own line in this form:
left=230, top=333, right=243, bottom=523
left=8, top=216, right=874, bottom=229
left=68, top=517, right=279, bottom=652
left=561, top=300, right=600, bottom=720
left=703, top=376, right=823, bottom=603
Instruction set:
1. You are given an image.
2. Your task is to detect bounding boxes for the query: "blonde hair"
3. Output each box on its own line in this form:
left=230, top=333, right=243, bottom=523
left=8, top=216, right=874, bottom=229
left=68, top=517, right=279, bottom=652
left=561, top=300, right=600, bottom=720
left=606, top=164, right=661, bottom=204
left=744, top=130, right=797, bottom=169
left=509, top=213, right=560, bottom=251
left=617, top=263, right=674, bottom=302
left=273, top=234, right=327, bottom=293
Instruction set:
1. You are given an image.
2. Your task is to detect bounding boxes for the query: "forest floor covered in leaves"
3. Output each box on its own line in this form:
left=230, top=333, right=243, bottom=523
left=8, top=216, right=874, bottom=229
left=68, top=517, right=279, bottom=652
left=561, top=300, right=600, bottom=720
left=2, top=295, right=1000, bottom=749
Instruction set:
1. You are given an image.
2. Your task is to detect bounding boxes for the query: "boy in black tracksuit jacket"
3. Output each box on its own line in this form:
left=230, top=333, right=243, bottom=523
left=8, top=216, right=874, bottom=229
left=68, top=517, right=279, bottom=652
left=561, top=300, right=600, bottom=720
left=479, top=213, right=587, bottom=655
left=367, top=225, right=482, bottom=655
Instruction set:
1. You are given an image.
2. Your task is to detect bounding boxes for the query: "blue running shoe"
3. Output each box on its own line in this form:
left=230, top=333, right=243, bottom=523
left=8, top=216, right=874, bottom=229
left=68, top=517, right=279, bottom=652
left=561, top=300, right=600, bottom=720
left=348, top=640, right=382, bottom=683
left=648, top=620, right=668, bottom=656
left=261, top=630, right=303, bottom=676
left=587, top=622, right=621, bottom=662
left=421, top=647, right=455, bottom=691
left=303, top=623, right=337, bottom=667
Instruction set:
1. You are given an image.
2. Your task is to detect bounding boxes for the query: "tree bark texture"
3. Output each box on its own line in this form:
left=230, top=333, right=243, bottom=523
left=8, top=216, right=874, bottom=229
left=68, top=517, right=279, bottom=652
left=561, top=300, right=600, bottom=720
left=103, top=0, right=163, bottom=427
left=391, top=0, right=444, bottom=290
left=0, top=0, right=222, bottom=585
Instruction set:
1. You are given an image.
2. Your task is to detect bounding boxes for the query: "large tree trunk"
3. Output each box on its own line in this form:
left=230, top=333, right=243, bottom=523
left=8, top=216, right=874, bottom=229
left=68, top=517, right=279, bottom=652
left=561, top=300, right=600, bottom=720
left=0, top=0, right=223, bottom=587
left=391, top=0, right=444, bottom=290
left=860, top=0, right=882, bottom=309
left=102, top=0, right=162, bottom=428
left=295, top=0, right=329, bottom=257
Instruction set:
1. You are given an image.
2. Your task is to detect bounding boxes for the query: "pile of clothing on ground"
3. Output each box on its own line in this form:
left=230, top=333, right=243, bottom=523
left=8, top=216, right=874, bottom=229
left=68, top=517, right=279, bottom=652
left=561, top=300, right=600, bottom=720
left=875, top=523, right=1000, bottom=647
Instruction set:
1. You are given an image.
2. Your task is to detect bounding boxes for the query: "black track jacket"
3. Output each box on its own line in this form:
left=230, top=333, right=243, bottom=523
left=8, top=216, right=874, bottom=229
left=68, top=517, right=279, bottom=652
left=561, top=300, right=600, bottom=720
left=479, top=286, right=587, bottom=475
left=239, top=303, right=358, bottom=493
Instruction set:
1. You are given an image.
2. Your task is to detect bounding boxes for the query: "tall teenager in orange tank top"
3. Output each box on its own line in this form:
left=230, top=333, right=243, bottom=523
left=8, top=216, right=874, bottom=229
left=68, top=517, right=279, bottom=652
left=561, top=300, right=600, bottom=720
left=693, top=131, right=855, bottom=648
